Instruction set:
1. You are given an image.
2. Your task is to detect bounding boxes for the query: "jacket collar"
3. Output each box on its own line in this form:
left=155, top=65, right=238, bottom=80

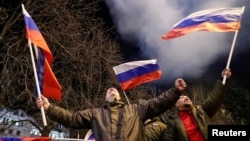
left=103, top=100, right=125, bottom=109
left=168, top=105, right=195, bottom=118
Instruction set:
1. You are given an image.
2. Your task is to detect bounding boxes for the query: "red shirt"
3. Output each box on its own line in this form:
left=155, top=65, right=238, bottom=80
left=179, top=111, right=205, bottom=141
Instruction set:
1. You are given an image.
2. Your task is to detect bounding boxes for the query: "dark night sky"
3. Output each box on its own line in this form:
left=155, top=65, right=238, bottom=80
left=103, top=0, right=250, bottom=88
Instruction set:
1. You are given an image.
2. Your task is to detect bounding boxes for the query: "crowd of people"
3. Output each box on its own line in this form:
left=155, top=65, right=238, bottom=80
left=37, top=68, right=231, bottom=141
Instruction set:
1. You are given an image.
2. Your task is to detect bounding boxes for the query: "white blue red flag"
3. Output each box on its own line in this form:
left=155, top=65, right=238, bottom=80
left=22, top=4, right=62, bottom=100
left=84, top=129, right=95, bottom=141
left=162, top=7, right=244, bottom=40
left=113, top=59, right=162, bottom=90
left=0, top=137, right=51, bottom=141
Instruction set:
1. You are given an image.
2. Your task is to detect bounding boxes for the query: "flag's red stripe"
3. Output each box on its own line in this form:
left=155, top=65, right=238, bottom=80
left=43, top=59, right=62, bottom=100
left=162, top=21, right=240, bottom=40
left=25, top=28, right=53, bottom=64
left=120, top=70, right=161, bottom=90
left=21, top=137, right=52, bottom=141
left=0, top=137, right=51, bottom=141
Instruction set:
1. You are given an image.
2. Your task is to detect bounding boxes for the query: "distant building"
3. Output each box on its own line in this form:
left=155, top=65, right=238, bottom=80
left=0, top=107, right=69, bottom=138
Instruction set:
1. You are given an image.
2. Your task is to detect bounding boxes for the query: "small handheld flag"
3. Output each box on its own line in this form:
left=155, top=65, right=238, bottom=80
left=84, top=129, right=95, bottom=141
left=0, top=137, right=51, bottom=141
left=113, top=59, right=162, bottom=91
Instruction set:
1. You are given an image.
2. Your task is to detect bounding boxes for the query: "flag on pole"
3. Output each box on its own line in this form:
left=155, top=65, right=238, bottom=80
left=0, top=137, right=51, bottom=141
left=162, top=7, right=244, bottom=40
left=84, top=129, right=95, bottom=141
left=22, top=4, right=62, bottom=100
left=113, top=59, right=162, bottom=90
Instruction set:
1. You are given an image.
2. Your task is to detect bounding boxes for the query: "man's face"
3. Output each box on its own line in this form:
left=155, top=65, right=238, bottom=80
left=105, top=87, right=121, bottom=103
left=175, top=95, right=193, bottom=110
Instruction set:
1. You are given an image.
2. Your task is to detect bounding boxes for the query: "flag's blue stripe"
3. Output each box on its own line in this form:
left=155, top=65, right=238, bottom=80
left=88, top=134, right=95, bottom=140
left=23, top=15, right=39, bottom=31
left=1, top=137, right=24, bottom=141
left=117, top=64, right=160, bottom=83
left=37, top=48, right=45, bottom=95
left=174, top=15, right=241, bottom=29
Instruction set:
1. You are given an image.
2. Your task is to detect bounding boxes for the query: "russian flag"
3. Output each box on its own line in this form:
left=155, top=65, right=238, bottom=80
left=36, top=49, right=62, bottom=101
left=113, top=59, right=162, bottom=90
left=84, top=129, right=95, bottom=141
left=162, top=7, right=244, bottom=40
left=0, top=137, right=51, bottom=141
left=22, top=4, right=62, bottom=100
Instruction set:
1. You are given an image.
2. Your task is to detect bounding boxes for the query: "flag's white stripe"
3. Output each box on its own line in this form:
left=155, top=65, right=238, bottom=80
left=187, top=7, right=242, bottom=18
left=21, top=4, right=31, bottom=17
left=173, top=7, right=243, bottom=27
left=113, top=59, right=157, bottom=74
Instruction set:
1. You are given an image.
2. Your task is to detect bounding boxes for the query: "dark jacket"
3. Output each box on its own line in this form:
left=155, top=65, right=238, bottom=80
left=47, top=88, right=181, bottom=141
left=144, top=117, right=167, bottom=141
left=162, top=80, right=227, bottom=141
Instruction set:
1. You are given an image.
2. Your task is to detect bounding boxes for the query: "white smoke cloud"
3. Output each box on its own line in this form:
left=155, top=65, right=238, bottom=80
left=105, top=0, right=247, bottom=85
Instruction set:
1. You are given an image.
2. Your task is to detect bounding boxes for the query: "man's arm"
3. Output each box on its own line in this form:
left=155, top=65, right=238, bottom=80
left=36, top=95, right=92, bottom=129
left=138, top=78, right=185, bottom=120
left=202, top=69, right=231, bottom=117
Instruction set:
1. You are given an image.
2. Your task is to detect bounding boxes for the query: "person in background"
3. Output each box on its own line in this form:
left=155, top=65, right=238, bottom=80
left=144, top=116, right=167, bottom=141
left=36, top=78, right=186, bottom=141
left=162, top=68, right=232, bottom=141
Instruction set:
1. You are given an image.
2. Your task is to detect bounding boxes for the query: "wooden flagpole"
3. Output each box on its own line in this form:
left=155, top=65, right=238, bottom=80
left=28, top=39, right=47, bottom=126
left=122, top=90, right=130, bottom=105
left=222, top=6, right=245, bottom=85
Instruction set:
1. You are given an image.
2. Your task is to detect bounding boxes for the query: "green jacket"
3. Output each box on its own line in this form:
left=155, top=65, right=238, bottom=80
left=144, top=117, right=167, bottom=141
left=162, top=80, right=227, bottom=141
left=47, top=88, right=181, bottom=141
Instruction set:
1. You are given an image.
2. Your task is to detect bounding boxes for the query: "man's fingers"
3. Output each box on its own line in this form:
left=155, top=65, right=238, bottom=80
left=175, top=78, right=187, bottom=91
left=221, top=69, right=232, bottom=78
left=36, top=96, right=44, bottom=108
left=178, top=79, right=186, bottom=88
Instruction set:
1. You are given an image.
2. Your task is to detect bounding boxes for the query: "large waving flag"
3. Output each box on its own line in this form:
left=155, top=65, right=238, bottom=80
left=22, top=4, right=62, bottom=100
left=162, top=7, right=244, bottom=40
left=0, top=137, right=51, bottom=141
left=113, top=59, right=162, bottom=90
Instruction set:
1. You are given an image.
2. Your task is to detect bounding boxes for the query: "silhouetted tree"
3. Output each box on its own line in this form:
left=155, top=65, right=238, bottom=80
left=0, top=0, right=154, bottom=137
left=224, top=81, right=250, bottom=124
